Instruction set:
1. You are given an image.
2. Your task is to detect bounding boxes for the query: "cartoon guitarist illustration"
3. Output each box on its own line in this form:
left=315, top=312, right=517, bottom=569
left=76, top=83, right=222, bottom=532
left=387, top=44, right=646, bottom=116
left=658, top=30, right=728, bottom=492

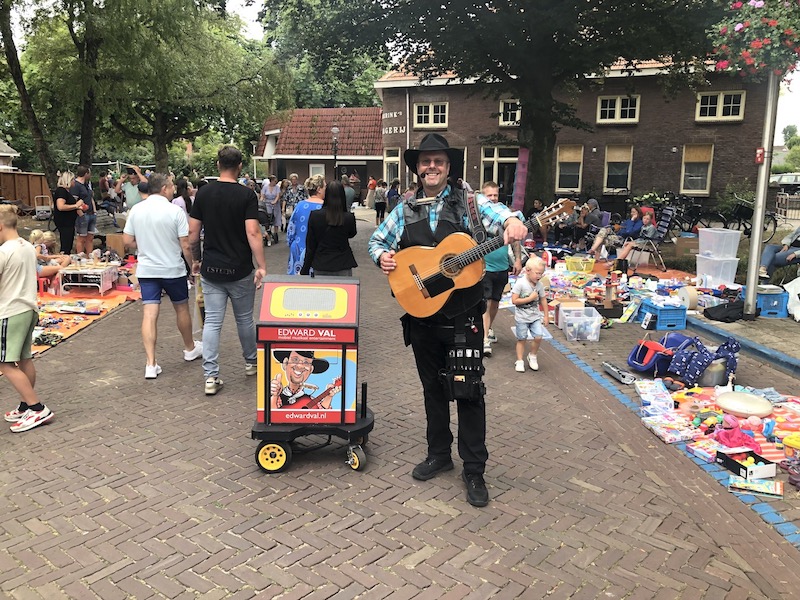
left=270, top=350, right=340, bottom=410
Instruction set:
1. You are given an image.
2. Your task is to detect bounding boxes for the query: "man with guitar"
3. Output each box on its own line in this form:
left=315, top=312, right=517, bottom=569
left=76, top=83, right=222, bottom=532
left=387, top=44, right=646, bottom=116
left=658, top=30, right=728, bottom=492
left=269, top=350, right=339, bottom=410
left=368, top=133, right=528, bottom=508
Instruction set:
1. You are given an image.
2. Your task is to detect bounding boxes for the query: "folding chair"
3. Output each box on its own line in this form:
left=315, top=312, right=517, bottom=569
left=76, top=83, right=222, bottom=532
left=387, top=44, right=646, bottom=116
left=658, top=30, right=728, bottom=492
left=582, top=211, right=612, bottom=250
left=629, top=206, right=676, bottom=273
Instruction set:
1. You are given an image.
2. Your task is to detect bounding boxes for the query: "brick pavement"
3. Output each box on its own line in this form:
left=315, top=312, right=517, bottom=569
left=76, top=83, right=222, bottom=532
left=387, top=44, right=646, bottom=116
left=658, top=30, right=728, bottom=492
left=1, top=210, right=800, bottom=598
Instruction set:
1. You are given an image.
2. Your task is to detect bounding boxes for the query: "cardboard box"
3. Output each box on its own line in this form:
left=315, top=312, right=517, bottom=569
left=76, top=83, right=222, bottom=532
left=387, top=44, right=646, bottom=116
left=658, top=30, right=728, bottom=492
left=549, top=299, right=585, bottom=329
left=674, top=236, right=700, bottom=256
left=715, top=448, right=777, bottom=480
left=105, top=233, right=126, bottom=257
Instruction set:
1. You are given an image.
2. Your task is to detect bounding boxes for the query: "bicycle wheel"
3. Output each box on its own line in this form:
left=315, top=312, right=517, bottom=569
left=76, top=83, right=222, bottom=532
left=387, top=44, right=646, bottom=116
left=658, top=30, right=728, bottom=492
left=725, top=217, right=744, bottom=232
left=762, top=215, right=778, bottom=244
left=666, top=216, right=685, bottom=242
left=696, top=213, right=727, bottom=230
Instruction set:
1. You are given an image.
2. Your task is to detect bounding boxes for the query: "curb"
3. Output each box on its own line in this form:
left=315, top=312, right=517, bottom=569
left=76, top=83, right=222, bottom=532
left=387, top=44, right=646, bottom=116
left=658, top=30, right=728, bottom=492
left=686, top=316, right=800, bottom=378
left=546, top=336, right=800, bottom=550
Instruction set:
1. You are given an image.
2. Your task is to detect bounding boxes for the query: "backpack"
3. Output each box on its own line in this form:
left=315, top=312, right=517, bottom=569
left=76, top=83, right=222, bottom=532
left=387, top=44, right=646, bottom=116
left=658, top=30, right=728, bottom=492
left=703, top=299, right=758, bottom=322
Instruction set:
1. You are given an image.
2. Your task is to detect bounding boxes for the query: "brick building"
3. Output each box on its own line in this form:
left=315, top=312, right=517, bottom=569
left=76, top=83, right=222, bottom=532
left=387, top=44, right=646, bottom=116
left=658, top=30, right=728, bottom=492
left=375, top=65, right=767, bottom=209
left=255, top=107, right=383, bottom=201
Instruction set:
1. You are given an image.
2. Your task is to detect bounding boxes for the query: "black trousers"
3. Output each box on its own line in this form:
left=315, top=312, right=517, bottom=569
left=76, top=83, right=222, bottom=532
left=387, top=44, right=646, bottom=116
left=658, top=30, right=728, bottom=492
left=57, top=224, right=75, bottom=255
left=408, top=313, right=488, bottom=475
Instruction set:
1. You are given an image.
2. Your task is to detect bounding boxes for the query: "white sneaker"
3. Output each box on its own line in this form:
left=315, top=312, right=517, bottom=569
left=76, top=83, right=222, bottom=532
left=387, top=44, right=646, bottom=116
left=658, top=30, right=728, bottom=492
left=145, top=364, right=162, bottom=379
left=9, top=406, right=54, bottom=432
left=528, top=353, right=539, bottom=371
left=245, top=363, right=258, bottom=376
left=483, top=340, right=492, bottom=357
left=487, top=328, right=497, bottom=343
left=184, top=340, right=203, bottom=361
left=758, top=266, right=769, bottom=279
left=205, top=377, right=223, bottom=395
left=515, top=360, right=525, bottom=373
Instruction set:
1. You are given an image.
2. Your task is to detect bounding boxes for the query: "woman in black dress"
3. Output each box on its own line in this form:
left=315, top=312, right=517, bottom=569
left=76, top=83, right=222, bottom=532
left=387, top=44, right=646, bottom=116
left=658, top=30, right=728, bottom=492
left=52, top=171, right=82, bottom=254
left=299, top=181, right=357, bottom=277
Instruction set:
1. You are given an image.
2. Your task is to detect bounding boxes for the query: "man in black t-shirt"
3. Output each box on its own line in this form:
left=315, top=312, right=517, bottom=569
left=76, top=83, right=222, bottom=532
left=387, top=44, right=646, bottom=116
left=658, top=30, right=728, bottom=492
left=188, top=146, right=267, bottom=396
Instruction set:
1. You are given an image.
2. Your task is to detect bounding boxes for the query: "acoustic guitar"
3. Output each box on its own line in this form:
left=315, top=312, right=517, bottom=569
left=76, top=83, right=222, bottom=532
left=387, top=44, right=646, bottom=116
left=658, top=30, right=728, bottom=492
left=388, top=199, right=576, bottom=318
left=289, top=377, right=342, bottom=410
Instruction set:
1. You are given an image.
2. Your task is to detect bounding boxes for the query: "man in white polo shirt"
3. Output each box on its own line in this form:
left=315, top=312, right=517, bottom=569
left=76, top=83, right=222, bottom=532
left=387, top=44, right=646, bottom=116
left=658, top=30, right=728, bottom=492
left=123, top=173, right=202, bottom=379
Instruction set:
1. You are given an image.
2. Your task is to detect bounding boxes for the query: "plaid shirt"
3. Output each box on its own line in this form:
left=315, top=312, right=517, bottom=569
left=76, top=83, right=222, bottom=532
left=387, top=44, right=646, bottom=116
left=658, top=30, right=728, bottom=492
left=368, top=185, right=519, bottom=265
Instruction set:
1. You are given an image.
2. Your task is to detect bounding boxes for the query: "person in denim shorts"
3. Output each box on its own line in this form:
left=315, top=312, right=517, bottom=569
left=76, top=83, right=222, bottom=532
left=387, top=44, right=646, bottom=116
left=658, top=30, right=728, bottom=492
left=71, top=165, right=96, bottom=255
left=511, top=256, right=549, bottom=373
left=123, top=173, right=203, bottom=379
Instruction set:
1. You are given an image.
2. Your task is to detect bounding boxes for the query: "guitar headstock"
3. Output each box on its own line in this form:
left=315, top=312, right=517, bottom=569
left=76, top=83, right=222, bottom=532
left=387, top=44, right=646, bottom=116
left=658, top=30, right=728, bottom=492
left=535, top=198, right=576, bottom=227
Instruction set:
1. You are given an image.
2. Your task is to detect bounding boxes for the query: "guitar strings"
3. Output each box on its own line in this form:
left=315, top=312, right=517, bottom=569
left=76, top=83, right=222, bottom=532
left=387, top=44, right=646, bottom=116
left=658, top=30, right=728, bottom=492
left=399, top=201, right=572, bottom=282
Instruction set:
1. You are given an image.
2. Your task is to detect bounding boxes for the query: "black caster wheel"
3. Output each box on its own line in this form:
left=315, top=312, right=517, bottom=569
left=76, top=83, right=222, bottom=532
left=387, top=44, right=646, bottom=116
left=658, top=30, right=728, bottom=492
left=347, top=445, right=366, bottom=471
left=256, top=440, right=292, bottom=473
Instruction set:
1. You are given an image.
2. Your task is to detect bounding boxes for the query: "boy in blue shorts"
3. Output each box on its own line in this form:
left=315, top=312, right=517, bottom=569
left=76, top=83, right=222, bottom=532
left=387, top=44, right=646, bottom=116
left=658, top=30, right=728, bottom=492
left=0, top=205, right=55, bottom=432
left=511, top=256, right=549, bottom=372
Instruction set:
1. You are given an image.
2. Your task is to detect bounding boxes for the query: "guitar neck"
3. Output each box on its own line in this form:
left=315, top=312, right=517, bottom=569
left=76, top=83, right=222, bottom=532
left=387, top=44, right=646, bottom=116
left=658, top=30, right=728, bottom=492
left=452, top=215, right=540, bottom=269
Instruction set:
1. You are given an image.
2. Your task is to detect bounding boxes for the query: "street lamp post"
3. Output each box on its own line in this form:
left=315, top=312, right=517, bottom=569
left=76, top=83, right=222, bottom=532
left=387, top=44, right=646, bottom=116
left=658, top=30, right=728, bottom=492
left=331, top=126, right=340, bottom=180
left=250, top=140, right=258, bottom=180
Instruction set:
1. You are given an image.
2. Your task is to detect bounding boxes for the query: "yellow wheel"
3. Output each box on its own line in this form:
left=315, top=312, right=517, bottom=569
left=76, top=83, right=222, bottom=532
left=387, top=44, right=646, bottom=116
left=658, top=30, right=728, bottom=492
left=348, top=445, right=367, bottom=471
left=256, top=441, right=292, bottom=473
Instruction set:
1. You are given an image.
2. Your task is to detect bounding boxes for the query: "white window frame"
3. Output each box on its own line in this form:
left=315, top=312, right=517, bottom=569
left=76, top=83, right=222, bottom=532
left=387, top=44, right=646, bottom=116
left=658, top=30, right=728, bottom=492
left=499, top=100, right=520, bottom=127
left=596, top=95, right=640, bottom=124
left=414, top=102, right=448, bottom=129
left=695, top=91, right=746, bottom=122
left=384, top=147, right=400, bottom=183
left=680, top=144, right=714, bottom=196
left=555, top=145, right=583, bottom=193
left=480, top=146, right=518, bottom=188
left=603, top=145, right=633, bottom=194
left=309, top=163, right=325, bottom=178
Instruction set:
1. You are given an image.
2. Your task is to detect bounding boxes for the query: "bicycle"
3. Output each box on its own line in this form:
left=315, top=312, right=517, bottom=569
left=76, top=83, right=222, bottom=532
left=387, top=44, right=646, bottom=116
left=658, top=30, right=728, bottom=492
left=727, top=193, right=787, bottom=244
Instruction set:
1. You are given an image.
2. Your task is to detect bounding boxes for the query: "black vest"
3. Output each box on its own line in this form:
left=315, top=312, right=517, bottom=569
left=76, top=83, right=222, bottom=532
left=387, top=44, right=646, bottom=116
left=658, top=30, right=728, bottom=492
left=399, top=186, right=484, bottom=319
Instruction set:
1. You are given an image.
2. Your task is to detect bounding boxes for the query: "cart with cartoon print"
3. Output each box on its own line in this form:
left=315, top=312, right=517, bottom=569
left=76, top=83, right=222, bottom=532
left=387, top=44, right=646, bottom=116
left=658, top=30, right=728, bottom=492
left=252, top=276, right=374, bottom=473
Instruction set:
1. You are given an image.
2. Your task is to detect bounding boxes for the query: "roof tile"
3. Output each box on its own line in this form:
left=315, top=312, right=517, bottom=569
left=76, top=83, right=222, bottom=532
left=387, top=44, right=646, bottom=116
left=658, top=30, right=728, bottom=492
left=264, top=107, right=383, bottom=157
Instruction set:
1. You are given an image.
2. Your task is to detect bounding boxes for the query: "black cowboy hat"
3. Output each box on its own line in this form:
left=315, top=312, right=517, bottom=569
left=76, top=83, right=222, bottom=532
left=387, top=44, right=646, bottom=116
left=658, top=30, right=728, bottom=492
left=273, top=350, right=329, bottom=373
left=403, top=133, right=464, bottom=179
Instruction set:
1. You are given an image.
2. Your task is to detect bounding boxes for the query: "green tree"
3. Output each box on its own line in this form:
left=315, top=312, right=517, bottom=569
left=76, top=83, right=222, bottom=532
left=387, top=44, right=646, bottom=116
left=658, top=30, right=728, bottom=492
left=783, top=125, right=798, bottom=145
left=263, top=0, right=722, bottom=213
left=0, top=0, right=58, bottom=185
left=261, top=0, right=387, bottom=108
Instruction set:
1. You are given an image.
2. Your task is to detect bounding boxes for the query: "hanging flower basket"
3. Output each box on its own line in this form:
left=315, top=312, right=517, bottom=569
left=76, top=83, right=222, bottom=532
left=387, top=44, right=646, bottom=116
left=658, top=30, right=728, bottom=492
left=709, top=0, right=800, bottom=81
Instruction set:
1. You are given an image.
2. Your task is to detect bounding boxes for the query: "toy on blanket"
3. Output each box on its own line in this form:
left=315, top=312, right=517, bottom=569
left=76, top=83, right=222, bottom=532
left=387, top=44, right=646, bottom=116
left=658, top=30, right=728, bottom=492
left=715, top=390, right=773, bottom=419
left=710, top=414, right=762, bottom=454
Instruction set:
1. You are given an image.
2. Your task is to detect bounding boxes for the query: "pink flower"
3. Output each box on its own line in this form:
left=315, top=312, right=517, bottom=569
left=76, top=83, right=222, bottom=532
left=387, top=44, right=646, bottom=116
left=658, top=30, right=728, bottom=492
left=716, top=60, right=730, bottom=70
left=720, top=26, right=728, bottom=34
left=735, top=23, right=744, bottom=31
left=732, top=1, right=743, bottom=7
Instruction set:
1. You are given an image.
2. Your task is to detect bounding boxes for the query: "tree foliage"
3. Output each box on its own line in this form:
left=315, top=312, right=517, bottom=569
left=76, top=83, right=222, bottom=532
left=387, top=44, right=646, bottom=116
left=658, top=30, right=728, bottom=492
left=0, top=0, right=282, bottom=179
left=261, top=0, right=723, bottom=212
left=261, top=0, right=387, bottom=108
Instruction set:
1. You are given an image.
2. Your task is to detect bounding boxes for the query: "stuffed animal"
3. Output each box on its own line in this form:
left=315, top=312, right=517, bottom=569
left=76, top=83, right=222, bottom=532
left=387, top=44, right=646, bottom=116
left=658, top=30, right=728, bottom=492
left=711, top=414, right=762, bottom=454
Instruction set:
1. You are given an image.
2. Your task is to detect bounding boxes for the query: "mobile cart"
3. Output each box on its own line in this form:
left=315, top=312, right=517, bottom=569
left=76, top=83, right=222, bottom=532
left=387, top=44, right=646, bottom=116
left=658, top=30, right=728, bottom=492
left=252, top=276, right=374, bottom=473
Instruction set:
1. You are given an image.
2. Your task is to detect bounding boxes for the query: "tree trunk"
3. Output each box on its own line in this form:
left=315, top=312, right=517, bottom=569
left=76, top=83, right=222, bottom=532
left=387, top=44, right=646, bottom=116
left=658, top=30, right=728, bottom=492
left=78, top=34, right=101, bottom=167
left=0, top=0, right=58, bottom=188
left=154, top=138, right=169, bottom=173
left=518, top=89, right=557, bottom=217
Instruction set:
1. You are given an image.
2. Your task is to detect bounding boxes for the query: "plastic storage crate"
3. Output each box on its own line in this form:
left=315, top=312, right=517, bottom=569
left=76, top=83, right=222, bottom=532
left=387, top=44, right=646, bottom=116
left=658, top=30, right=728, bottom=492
left=740, top=285, right=790, bottom=318
left=696, top=255, right=739, bottom=287
left=698, top=228, right=741, bottom=259
left=563, top=307, right=602, bottom=341
left=635, top=299, right=687, bottom=331
left=564, top=256, right=595, bottom=273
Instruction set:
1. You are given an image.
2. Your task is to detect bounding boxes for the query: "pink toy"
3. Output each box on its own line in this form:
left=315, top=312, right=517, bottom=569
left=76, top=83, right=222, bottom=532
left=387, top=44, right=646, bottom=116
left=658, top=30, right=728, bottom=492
left=712, top=414, right=762, bottom=454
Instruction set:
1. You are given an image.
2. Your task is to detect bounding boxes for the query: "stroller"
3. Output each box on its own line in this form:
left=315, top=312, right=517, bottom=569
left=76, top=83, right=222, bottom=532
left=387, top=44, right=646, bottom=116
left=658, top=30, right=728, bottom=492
left=258, top=203, right=274, bottom=246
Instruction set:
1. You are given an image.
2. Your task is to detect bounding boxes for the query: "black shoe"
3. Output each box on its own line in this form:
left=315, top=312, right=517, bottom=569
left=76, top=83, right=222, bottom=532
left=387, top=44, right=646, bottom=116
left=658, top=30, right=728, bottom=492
left=273, top=232, right=279, bottom=244
left=462, top=471, right=489, bottom=507
left=412, top=457, right=454, bottom=481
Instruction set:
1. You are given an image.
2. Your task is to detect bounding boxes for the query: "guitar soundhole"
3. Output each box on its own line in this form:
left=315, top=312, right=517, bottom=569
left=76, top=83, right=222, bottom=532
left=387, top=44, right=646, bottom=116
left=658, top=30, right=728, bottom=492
left=440, top=254, right=460, bottom=278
